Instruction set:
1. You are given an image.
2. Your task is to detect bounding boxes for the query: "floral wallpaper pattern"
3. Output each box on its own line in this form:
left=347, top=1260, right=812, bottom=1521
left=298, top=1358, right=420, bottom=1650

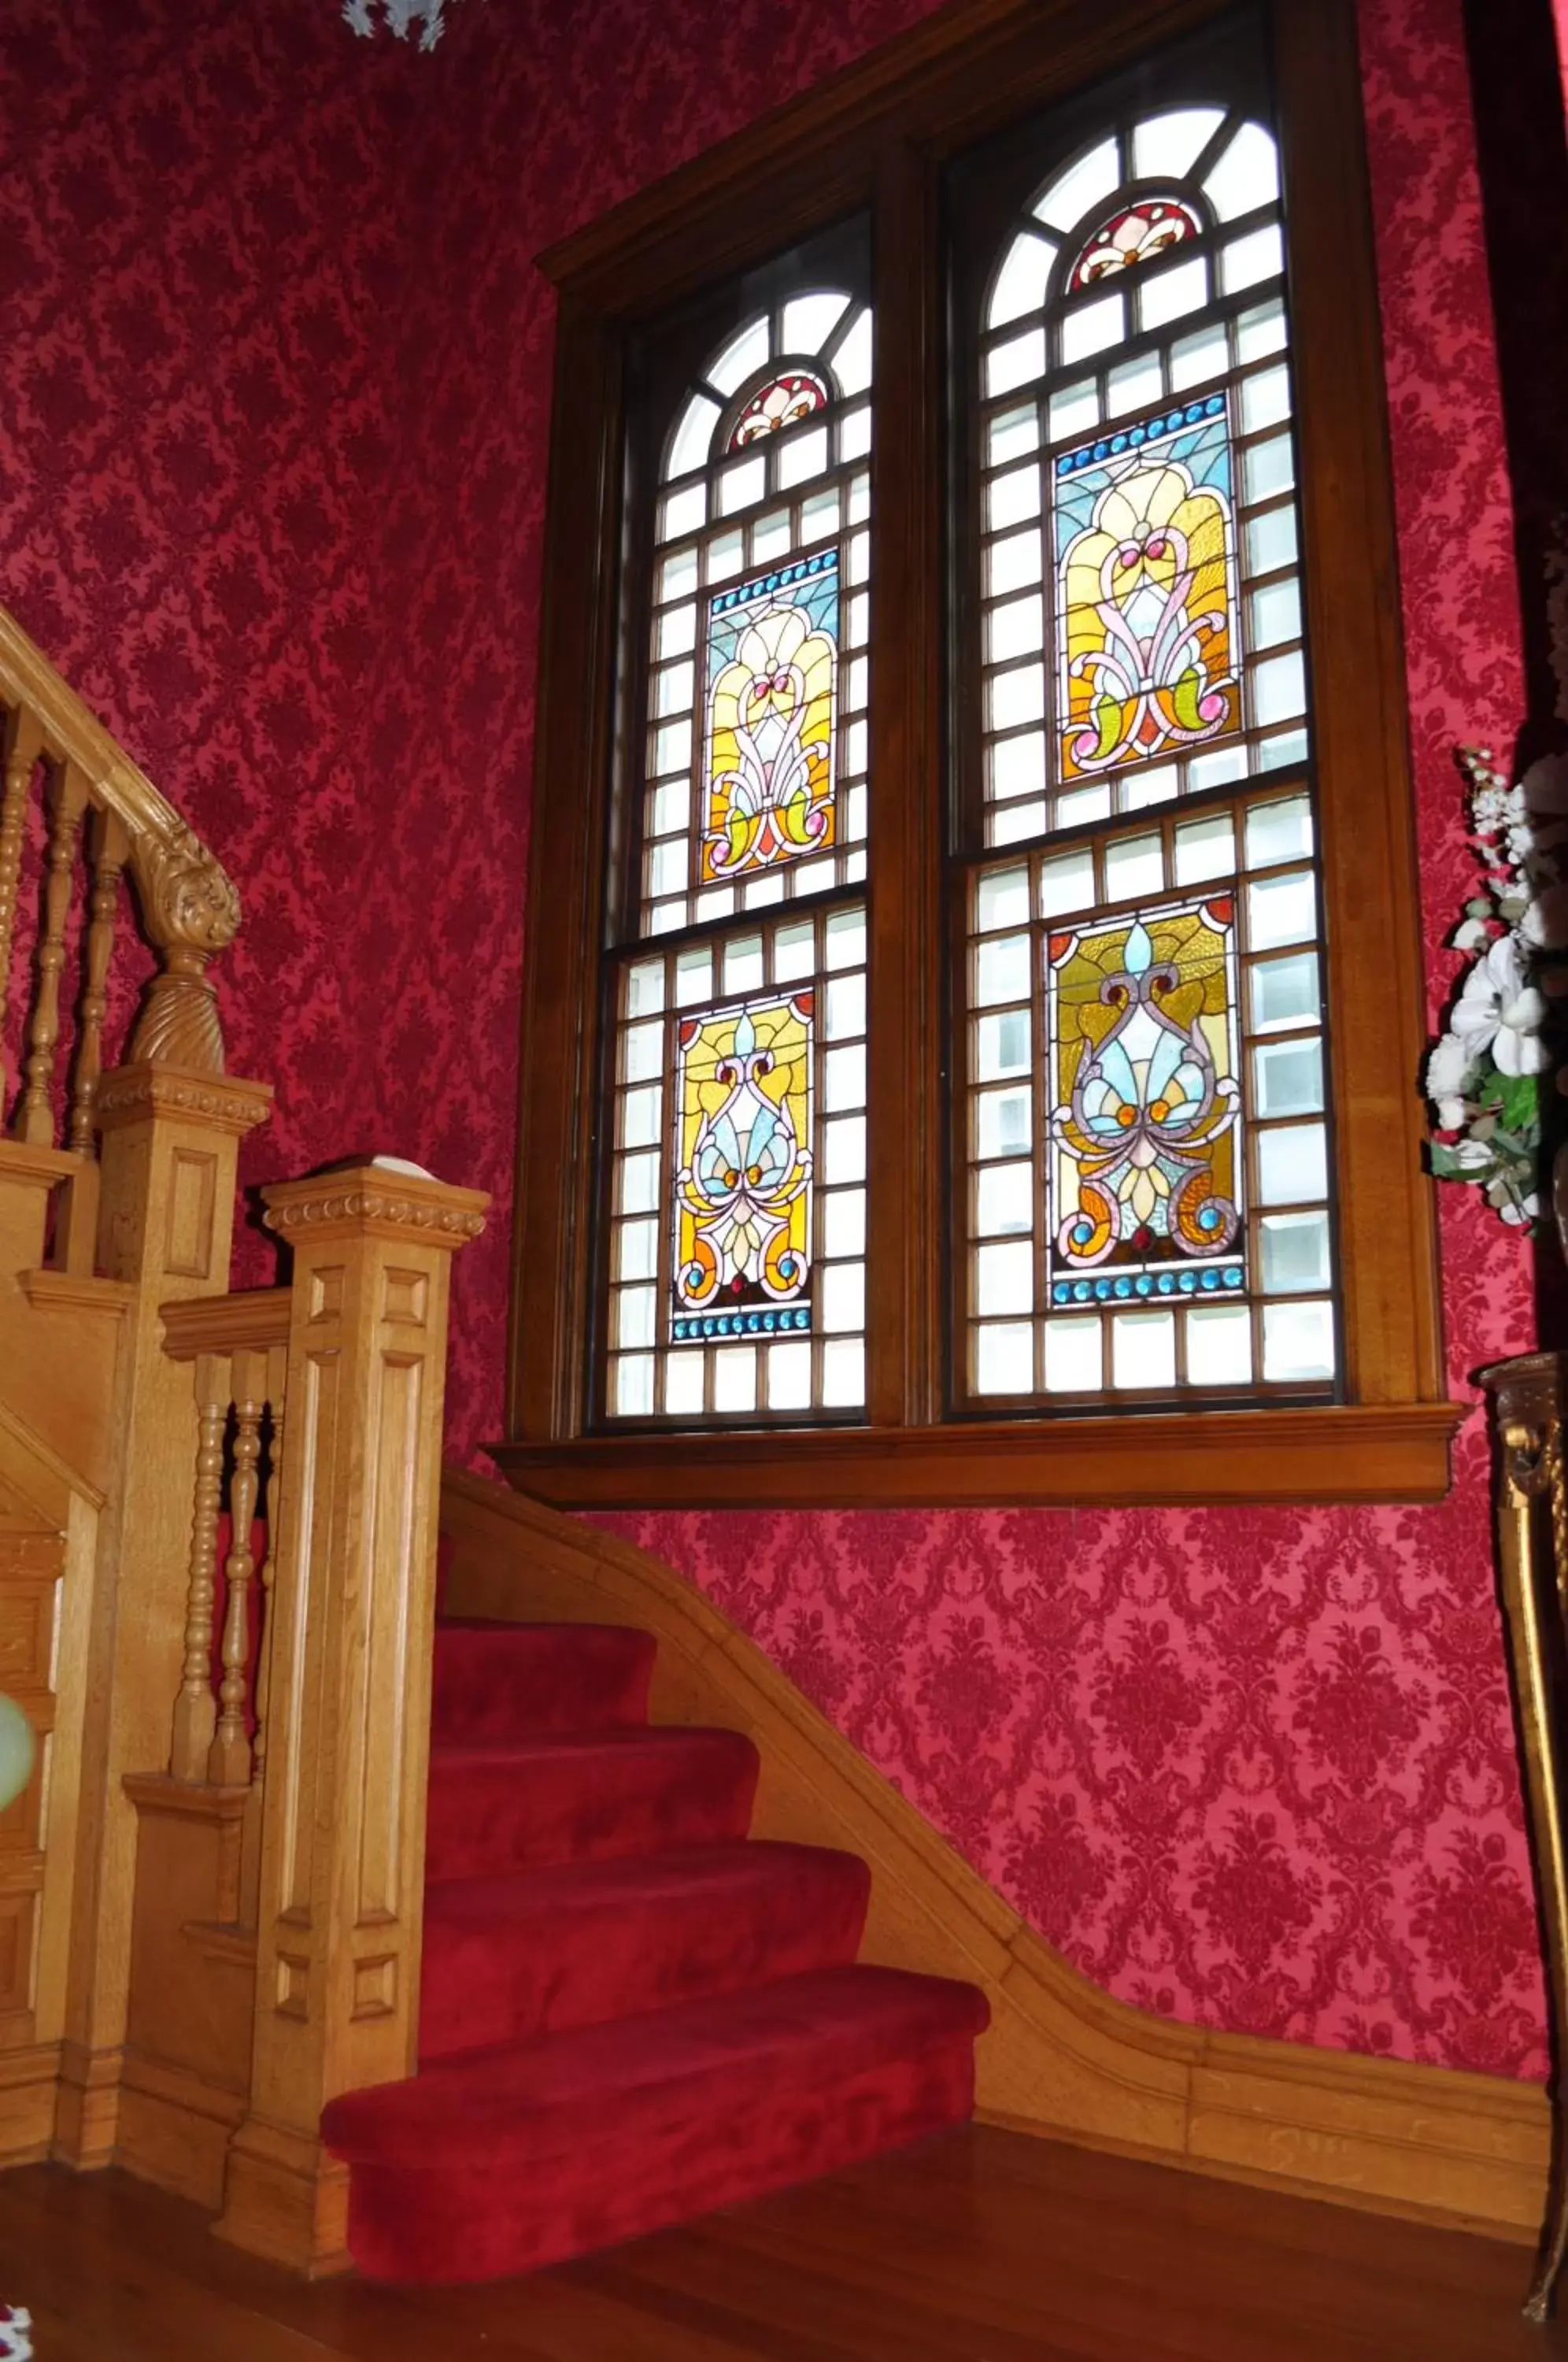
left=0, top=0, right=1547, bottom=2070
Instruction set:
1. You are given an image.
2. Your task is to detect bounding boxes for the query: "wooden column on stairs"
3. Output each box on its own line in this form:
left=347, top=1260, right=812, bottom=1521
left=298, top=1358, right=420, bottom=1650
left=217, top=1164, right=487, bottom=2277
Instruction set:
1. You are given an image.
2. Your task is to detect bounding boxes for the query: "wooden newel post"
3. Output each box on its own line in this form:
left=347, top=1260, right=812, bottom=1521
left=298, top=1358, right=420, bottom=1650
left=217, top=1161, right=488, bottom=2276
left=1481, top=1350, right=1568, bottom=2323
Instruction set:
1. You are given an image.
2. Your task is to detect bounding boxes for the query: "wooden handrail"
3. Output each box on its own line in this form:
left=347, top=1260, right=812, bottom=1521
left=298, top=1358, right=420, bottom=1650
left=160, top=1288, right=290, bottom=1360
left=0, top=602, right=240, bottom=1094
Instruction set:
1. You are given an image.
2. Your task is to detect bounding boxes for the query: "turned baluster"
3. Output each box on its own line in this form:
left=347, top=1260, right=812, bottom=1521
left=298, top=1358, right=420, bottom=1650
left=0, top=705, right=43, bottom=1096
left=17, top=758, right=89, bottom=1146
left=250, top=1345, right=287, bottom=1792
left=210, top=1351, right=264, bottom=1789
left=67, top=806, right=129, bottom=1155
left=170, top=1355, right=228, bottom=1784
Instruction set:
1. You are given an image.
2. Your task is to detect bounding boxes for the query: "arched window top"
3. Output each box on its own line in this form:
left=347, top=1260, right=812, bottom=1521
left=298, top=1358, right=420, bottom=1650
left=986, top=107, right=1281, bottom=331
left=664, top=292, right=872, bottom=483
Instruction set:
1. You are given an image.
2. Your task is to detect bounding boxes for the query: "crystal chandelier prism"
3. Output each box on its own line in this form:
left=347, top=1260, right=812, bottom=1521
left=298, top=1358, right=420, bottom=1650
left=342, top=0, right=453, bottom=46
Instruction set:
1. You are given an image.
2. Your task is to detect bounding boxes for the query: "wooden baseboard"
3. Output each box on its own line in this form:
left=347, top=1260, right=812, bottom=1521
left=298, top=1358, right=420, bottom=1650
left=442, top=1467, right=1550, bottom=2246
left=0, top=2040, right=59, bottom=2165
left=116, top=2051, right=245, bottom=2211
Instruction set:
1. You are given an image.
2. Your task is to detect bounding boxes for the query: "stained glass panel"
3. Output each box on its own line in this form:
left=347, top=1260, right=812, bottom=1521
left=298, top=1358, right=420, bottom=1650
left=703, top=553, right=839, bottom=883
left=730, top=372, right=830, bottom=448
left=1069, top=198, right=1201, bottom=287
left=1046, top=897, right=1243, bottom=1303
left=1054, top=396, right=1240, bottom=782
left=673, top=990, right=815, bottom=1342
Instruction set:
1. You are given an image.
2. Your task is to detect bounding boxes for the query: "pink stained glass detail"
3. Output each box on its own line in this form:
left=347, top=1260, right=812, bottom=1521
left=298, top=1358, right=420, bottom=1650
left=1069, top=199, right=1202, bottom=288
left=730, top=371, right=830, bottom=449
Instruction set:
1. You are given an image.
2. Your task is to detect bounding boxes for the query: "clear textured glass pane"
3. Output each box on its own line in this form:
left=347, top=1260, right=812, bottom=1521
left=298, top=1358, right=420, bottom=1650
left=825, top=972, right=867, bottom=1040
left=822, top=1189, right=866, bottom=1260
left=650, top=901, right=682, bottom=935
left=1119, top=762, right=1178, bottom=812
left=977, top=1009, right=1031, bottom=1080
left=782, top=291, right=849, bottom=353
left=1060, top=291, right=1124, bottom=365
left=722, top=935, right=764, bottom=994
left=1246, top=795, right=1314, bottom=865
left=751, top=509, right=791, bottom=564
left=1111, top=1310, right=1176, bottom=1390
left=1133, top=106, right=1225, bottom=180
left=1262, top=1298, right=1335, bottom=1381
left=977, top=1089, right=1033, bottom=1161
left=1185, top=1304, right=1252, bottom=1386
left=1244, top=434, right=1295, bottom=502
left=1204, top=123, right=1281, bottom=220
left=623, top=1020, right=663, bottom=1083
left=742, top=873, right=785, bottom=909
left=822, top=1114, right=866, bottom=1184
left=1259, top=728, right=1311, bottom=774
left=1174, top=813, right=1236, bottom=884
left=1139, top=255, right=1208, bottom=331
left=659, top=546, right=698, bottom=601
left=654, top=661, right=693, bottom=716
left=1034, top=135, right=1120, bottom=233
left=987, top=465, right=1042, bottom=531
left=1248, top=869, right=1316, bottom=950
left=838, top=404, right=872, bottom=462
left=778, top=424, right=828, bottom=489
left=1037, top=848, right=1096, bottom=916
left=988, top=594, right=1045, bottom=664
left=616, top=1218, right=658, bottom=1281
left=668, top=392, right=721, bottom=478
left=656, top=604, right=697, bottom=661
left=619, top=1151, right=659, bottom=1215
left=978, top=867, right=1030, bottom=930
left=1223, top=224, right=1285, bottom=293
left=1256, top=1120, right=1329, bottom=1207
left=708, top=316, right=771, bottom=395
left=825, top=905, right=867, bottom=968
left=834, top=307, right=874, bottom=395
left=1236, top=299, right=1288, bottom=361
left=824, top=1045, right=867, bottom=1113
left=1250, top=950, right=1321, bottom=1031
left=620, top=1086, right=661, bottom=1149
left=821, top=1261, right=865, bottom=1333
left=975, top=1161, right=1034, bottom=1236
left=718, top=456, right=765, bottom=516
left=974, top=1322, right=1034, bottom=1394
left=1105, top=352, right=1163, bottom=419
left=627, top=959, right=665, bottom=1017
left=1241, top=365, right=1292, bottom=433
left=821, top=1336, right=865, bottom=1405
left=660, top=483, right=706, bottom=541
left=976, top=933, right=1031, bottom=1006
left=653, top=719, right=692, bottom=776
left=767, top=1339, right=812, bottom=1410
left=1048, top=379, right=1100, bottom=440
left=664, top=1352, right=704, bottom=1416
left=803, top=489, right=840, bottom=543
left=1104, top=833, right=1164, bottom=900
left=707, top=527, right=744, bottom=582
left=616, top=1287, right=656, bottom=1350
left=1170, top=320, right=1229, bottom=391
left=648, top=839, right=686, bottom=899
left=713, top=1346, right=757, bottom=1412
left=674, top=946, right=713, bottom=1005
left=989, top=529, right=1044, bottom=597
left=1056, top=783, right=1112, bottom=829
left=990, top=800, right=1048, bottom=846
left=989, top=732, right=1047, bottom=802
left=1260, top=1209, right=1332, bottom=1294
left=1246, top=504, right=1298, bottom=573
left=1250, top=579, right=1301, bottom=652
left=1185, top=744, right=1247, bottom=793
left=1254, top=1035, right=1324, bottom=1117
left=1252, top=650, right=1307, bottom=725
left=613, top=1355, right=654, bottom=1416
left=773, top=920, right=815, bottom=981
left=989, top=404, right=1040, bottom=467
left=989, top=666, right=1046, bottom=730
left=986, top=326, right=1047, bottom=397
left=989, top=230, right=1058, bottom=328
left=1044, top=1316, right=1103, bottom=1392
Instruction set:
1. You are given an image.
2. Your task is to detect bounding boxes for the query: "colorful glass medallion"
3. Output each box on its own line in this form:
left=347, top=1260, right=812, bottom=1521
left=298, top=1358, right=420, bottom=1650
left=703, top=553, right=839, bottom=883
left=1054, top=396, right=1241, bottom=782
left=730, top=371, right=830, bottom=448
left=1046, top=899, right=1244, bottom=1304
left=672, top=992, right=815, bottom=1342
left=1069, top=198, right=1202, bottom=288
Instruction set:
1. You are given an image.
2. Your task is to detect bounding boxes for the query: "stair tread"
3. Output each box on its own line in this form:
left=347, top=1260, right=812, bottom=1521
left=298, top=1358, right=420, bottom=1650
left=423, top=1838, right=867, bottom=1928
left=325, top=1964, right=989, bottom=2169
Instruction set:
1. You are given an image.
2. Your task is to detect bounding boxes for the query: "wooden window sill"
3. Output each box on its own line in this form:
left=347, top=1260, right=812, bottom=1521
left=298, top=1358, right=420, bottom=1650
left=493, top=1399, right=1467, bottom=1511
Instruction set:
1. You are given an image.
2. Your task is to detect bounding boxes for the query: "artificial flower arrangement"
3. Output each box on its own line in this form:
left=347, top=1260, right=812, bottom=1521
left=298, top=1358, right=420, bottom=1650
left=1426, top=748, right=1568, bottom=1227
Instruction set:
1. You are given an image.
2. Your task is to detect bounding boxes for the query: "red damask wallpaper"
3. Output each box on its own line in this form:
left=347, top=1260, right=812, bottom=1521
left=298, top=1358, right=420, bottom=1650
left=0, top=0, right=1547, bottom=2070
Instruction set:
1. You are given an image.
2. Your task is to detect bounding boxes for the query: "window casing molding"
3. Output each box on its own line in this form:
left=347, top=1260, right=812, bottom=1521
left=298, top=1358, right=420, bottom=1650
left=501, top=0, right=1461, bottom=1510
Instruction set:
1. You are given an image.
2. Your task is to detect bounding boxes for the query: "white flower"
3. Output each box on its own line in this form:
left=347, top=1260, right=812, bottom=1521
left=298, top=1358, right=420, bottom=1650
left=1425, top=1030, right=1472, bottom=1101
left=1449, top=932, right=1550, bottom=1076
left=1452, top=1135, right=1495, bottom=1172
left=1452, top=916, right=1492, bottom=952
left=1500, top=1193, right=1541, bottom=1227
left=1433, top=1094, right=1468, bottom=1132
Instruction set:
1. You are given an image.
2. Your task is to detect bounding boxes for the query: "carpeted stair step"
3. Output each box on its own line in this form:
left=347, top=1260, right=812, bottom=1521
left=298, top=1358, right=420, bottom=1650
left=431, top=1621, right=654, bottom=1744
left=324, top=1963, right=990, bottom=2284
left=424, top=1726, right=760, bottom=1883
left=420, top=1838, right=872, bottom=2059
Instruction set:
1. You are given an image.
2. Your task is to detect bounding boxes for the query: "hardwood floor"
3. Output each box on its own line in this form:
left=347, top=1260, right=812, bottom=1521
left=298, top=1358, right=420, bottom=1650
left=0, top=2127, right=1562, bottom=2360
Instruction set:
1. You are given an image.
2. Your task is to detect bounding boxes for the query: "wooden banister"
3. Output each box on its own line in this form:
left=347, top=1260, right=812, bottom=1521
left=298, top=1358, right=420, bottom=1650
left=0, top=602, right=241, bottom=1135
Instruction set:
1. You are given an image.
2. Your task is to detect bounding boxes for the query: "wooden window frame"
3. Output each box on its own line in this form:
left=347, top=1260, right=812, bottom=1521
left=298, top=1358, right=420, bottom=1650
left=500, top=0, right=1461, bottom=1512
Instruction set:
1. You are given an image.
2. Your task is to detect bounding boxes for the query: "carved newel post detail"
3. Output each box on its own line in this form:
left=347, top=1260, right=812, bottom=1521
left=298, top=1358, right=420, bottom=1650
left=1482, top=1345, right=1568, bottom=2323
left=218, top=1162, right=488, bottom=2276
left=126, top=820, right=241, bottom=1073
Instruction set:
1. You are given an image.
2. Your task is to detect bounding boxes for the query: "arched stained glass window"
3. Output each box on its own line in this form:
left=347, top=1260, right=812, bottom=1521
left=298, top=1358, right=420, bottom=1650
left=960, top=93, right=1334, bottom=1409
left=603, top=268, right=874, bottom=1427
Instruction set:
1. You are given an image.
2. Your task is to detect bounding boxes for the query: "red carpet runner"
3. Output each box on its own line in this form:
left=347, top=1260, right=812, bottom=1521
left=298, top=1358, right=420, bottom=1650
left=321, top=1621, right=989, bottom=2283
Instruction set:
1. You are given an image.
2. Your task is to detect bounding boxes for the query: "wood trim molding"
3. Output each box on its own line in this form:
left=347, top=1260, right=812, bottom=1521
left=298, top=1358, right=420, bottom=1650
left=494, top=1397, right=1467, bottom=1509
left=158, top=1287, right=290, bottom=1361
left=442, top=1467, right=1548, bottom=2242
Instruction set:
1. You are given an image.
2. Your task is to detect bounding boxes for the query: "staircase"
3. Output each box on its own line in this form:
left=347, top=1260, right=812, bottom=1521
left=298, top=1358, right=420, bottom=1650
left=320, top=1620, right=988, bottom=2284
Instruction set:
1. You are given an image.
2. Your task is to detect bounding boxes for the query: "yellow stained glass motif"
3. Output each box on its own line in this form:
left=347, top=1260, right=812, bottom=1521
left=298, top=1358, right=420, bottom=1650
left=672, top=991, right=815, bottom=1342
left=703, top=554, right=838, bottom=882
left=1055, top=397, right=1240, bottom=782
